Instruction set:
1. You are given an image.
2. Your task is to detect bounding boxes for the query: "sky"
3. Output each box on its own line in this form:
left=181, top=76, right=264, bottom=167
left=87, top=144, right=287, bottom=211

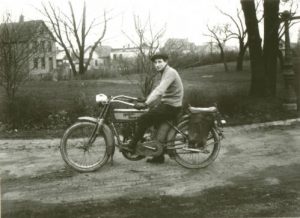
left=0, top=0, right=299, bottom=48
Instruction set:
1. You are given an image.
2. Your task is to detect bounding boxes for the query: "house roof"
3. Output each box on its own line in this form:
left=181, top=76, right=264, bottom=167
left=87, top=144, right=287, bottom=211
left=111, top=44, right=150, bottom=52
left=0, top=20, right=54, bottom=43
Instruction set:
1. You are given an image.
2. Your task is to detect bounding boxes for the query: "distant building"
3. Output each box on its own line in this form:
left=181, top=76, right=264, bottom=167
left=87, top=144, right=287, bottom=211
left=56, top=49, right=72, bottom=80
left=86, top=45, right=111, bottom=69
left=110, top=44, right=150, bottom=61
left=0, top=17, right=57, bottom=80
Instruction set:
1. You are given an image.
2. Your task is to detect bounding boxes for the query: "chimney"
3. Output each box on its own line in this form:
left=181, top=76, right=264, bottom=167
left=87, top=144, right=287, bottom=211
left=19, top=15, right=24, bottom=23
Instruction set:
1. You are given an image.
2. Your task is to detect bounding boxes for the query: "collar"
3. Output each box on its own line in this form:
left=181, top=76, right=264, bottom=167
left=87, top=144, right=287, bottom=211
left=159, top=65, right=169, bottom=74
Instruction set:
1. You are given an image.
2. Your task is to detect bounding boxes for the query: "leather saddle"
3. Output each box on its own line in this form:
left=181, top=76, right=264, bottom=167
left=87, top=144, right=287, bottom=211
left=188, top=106, right=217, bottom=113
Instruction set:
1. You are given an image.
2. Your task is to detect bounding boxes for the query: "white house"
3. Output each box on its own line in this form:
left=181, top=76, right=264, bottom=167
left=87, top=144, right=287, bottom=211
left=110, top=45, right=150, bottom=61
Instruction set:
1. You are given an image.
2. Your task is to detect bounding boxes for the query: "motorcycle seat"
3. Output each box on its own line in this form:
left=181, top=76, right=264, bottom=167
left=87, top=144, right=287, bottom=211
left=188, top=106, right=217, bottom=113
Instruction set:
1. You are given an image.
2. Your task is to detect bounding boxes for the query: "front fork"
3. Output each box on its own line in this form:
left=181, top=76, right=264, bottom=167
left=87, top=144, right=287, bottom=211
left=77, top=117, right=115, bottom=163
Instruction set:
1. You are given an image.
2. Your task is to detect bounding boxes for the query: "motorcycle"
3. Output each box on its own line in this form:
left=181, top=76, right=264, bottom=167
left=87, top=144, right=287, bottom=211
left=60, top=94, right=226, bottom=172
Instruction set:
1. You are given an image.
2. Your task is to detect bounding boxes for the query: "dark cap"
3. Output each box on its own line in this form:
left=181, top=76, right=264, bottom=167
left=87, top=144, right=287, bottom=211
left=150, top=53, right=168, bottom=62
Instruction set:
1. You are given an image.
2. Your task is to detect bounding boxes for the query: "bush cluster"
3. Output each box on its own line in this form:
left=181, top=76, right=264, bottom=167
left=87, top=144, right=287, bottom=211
left=1, top=86, right=297, bottom=133
left=0, top=93, right=99, bottom=131
left=183, top=87, right=298, bottom=126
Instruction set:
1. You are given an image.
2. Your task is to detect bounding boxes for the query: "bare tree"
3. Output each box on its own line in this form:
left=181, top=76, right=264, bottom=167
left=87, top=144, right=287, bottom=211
left=217, top=0, right=263, bottom=71
left=123, top=15, right=166, bottom=97
left=264, top=0, right=280, bottom=96
left=205, top=24, right=234, bottom=72
left=40, top=1, right=107, bottom=77
left=217, top=8, right=248, bottom=71
left=241, top=0, right=266, bottom=96
left=0, top=14, right=40, bottom=102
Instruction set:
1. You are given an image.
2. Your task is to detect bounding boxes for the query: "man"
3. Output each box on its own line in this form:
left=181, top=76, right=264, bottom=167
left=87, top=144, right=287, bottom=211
left=123, top=53, right=184, bottom=163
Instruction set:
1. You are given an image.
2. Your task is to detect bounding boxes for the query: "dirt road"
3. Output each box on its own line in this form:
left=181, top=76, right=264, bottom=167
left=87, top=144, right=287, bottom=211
left=1, top=123, right=300, bottom=217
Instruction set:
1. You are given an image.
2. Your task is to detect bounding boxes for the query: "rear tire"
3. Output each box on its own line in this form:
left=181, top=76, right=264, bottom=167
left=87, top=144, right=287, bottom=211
left=60, top=122, right=110, bottom=172
left=170, top=121, right=221, bottom=169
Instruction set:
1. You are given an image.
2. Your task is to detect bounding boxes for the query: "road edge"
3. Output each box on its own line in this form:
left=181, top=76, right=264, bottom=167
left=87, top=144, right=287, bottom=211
left=224, top=117, right=300, bottom=134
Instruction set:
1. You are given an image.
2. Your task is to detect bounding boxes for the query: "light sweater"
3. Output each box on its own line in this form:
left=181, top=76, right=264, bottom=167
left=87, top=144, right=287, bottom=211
left=145, top=66, right=184, bottom=107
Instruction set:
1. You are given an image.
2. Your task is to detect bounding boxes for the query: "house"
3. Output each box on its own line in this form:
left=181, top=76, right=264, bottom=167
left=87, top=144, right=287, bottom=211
left=55, top=49, right=72, bottom=80
left=110, top=45, right=150, bottom=61
left=86, top=45, right=111, bottom=69
left=0, top=16, right=56, bottom=80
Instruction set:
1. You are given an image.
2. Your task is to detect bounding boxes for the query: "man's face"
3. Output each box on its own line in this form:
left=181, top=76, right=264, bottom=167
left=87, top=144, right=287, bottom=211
left=153, top=59, right=167, bottom=72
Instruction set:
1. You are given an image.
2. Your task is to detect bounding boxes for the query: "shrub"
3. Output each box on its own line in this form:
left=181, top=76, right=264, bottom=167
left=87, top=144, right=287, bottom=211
left=3, top=95, right=52, bottom=129
left=1, top=92, right=99, bottom=130
left=183, top=87, right=298, bottom=126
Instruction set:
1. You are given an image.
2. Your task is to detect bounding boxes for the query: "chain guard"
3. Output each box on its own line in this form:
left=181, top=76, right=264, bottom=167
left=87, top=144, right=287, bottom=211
left=136, top=140, right=163, bottom=157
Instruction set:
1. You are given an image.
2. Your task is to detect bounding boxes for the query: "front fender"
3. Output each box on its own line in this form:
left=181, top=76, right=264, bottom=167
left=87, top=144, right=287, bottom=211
left=78, top=116, right=99, bottom=123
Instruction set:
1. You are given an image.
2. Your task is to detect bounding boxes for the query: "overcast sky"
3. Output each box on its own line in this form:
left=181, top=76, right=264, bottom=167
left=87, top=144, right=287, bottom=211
left=0, top=0, right=299, bottom=48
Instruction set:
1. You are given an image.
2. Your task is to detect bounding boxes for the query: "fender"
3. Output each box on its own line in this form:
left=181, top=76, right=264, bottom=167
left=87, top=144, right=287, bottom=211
left=77, top=116, right=115, bottom=156
left=78, top=116, right=99, bottom=123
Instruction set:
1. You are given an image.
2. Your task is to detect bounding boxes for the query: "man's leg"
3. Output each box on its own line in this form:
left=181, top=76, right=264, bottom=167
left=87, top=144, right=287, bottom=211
left=131, top=104, right=170, bottom=147
left=140, top=104, right=181, bottom=163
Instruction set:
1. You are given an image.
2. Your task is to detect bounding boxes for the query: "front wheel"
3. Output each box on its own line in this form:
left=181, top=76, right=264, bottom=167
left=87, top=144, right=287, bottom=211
left=168, top=121, right=221, bottom=169
left=60, top=122, right=110, bottom=172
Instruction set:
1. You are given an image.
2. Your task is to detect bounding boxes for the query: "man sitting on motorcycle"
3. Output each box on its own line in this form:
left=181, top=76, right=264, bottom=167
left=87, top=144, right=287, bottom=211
left=122, top=53, right=184, bottom=163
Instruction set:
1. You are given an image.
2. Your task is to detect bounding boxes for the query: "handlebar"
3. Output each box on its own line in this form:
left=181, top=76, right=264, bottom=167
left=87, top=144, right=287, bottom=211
left=111, top=95, right=138, bottom=101
left=110, top=95, right=138, bottom=107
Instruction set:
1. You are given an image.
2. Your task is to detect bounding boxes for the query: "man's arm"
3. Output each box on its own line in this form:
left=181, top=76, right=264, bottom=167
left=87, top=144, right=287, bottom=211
left=145, top=70, right=175, bottom=106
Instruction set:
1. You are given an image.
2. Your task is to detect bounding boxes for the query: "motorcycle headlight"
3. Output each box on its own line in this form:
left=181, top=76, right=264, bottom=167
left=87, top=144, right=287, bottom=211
left=96, top=94, right=108, bottom=103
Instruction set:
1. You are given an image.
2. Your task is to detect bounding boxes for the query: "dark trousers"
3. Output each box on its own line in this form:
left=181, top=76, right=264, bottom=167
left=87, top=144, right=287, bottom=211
left=132, top=104, right=181, bottom=146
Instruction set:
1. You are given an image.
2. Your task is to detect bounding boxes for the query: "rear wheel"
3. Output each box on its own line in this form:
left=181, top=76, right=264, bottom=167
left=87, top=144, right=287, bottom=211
left=60, top=122, right=109, bottom=172
left=170, top=122, right=221, bottom=169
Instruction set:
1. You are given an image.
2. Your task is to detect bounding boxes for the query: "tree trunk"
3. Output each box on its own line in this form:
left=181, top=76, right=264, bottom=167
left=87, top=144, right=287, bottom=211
left=236, top=40, right=248, bottom=71
left=219, top=44, right=228, bottom=72
left=263, top=0, right=280, bottom=96
left=241, top=0, right=266, bottom=96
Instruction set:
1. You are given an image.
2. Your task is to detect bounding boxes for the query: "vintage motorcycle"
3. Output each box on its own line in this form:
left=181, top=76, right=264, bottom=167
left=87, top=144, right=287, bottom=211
left=60, top=94, right=226, bottom=172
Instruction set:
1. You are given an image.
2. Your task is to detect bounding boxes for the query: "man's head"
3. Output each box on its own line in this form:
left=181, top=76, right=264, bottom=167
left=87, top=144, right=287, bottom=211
left=150, top=53, right=168, bottom=72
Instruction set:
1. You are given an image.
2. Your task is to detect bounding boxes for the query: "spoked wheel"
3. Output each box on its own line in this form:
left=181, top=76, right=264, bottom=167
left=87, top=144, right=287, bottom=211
left=60, top=122, right=109, bottom=172
left=171, top=122, right=221, bottom=169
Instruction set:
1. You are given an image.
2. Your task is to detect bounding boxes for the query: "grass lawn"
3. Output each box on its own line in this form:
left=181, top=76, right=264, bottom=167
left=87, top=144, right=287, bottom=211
left=0, top=62, right=250, bottom=112
left=0, top=60, right=299, bottom=138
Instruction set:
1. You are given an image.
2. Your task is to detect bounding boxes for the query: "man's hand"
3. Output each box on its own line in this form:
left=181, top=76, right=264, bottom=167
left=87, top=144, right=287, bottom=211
left=134, top=102, right=147, bottom=110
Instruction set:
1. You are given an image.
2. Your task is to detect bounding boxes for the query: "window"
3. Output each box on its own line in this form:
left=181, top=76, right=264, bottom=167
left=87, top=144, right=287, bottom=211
left=113, top=54, right=117, bottom=60
left=32, top=41, right=38, bottom=52
left=40, top=41, right=45, bottom=52
left=33, top=58, right=38, bottom=69
left=47, top=41, right=52, bottom=52
left=41, top=57, right=45, bottom=69
left=49, top=57, right=53, bottom=71
left=119, top=54, right=123, bottom=60
left=95, top=60, right=98, bottom=66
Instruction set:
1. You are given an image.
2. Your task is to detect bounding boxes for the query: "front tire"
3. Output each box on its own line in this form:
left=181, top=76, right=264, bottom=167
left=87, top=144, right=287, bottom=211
left=60, top=122, right=110, bottom=172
